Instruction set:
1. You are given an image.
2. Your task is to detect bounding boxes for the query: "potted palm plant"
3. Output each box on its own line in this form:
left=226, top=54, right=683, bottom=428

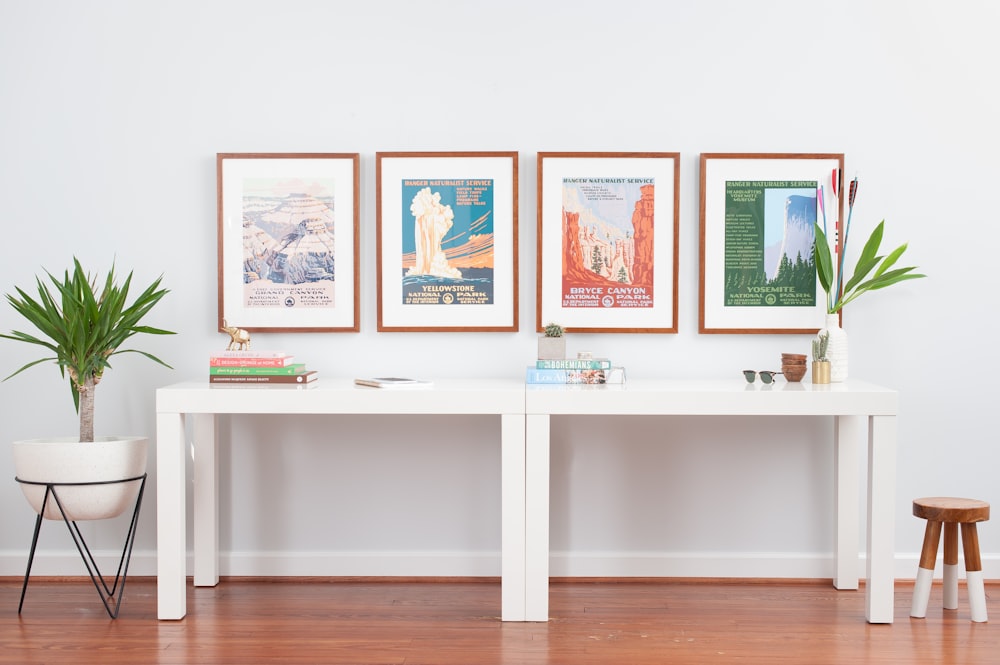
left=1, top=257, right=174, bottom=520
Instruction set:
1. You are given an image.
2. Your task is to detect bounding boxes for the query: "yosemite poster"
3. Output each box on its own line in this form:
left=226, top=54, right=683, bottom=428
left=723, top=180, right=818, bottom=307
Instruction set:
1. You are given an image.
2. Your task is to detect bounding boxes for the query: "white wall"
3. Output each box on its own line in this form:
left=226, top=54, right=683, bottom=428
left=1, top=0, right=997, bottom=580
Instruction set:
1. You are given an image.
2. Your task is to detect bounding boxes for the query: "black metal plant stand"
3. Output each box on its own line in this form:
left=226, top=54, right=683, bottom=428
left=15, top=474, right=147, bottom=619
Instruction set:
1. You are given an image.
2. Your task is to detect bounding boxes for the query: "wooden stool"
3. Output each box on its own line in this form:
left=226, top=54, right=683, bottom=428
left=910, top=497, right=990, bottom=622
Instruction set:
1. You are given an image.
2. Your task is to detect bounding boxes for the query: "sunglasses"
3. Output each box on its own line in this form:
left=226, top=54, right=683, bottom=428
left=743, top=370, right=782, bottom=384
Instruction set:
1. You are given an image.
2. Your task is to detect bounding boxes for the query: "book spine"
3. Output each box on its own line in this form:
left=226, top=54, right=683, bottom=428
left=525, top=368, right=607, bottom=384
left=209, top=371, right=317, bottom=384
left=209, top=357, right=296, bottom=368
left=209, top=364, right=306, bottom=376
left=535, top=359, right=611, bottom=370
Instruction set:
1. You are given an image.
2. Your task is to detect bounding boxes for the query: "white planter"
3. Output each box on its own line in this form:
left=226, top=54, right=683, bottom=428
left=12, top=437, right=148, bottom=521
left=537, top=336, right=566, bottom=361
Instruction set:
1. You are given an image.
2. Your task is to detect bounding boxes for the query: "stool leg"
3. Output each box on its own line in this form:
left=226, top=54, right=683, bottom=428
left=961, top=523, right=988, bottom=623
left=943, top=522, right=959, bottom=610
left=911, top=520, right=942, bottom=618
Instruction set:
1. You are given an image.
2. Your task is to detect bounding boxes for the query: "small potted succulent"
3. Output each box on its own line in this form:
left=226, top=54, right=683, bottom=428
left=811, top=331, right=831, bottom=385
left=538, top=322, right=566, bottom=361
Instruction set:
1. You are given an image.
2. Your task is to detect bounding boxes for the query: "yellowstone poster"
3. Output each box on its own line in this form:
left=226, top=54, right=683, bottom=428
left=399, top=179, right=495, bottom=306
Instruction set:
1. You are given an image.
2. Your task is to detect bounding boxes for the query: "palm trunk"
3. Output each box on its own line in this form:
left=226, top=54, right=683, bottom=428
left=78, top=376, right=96, bottom=442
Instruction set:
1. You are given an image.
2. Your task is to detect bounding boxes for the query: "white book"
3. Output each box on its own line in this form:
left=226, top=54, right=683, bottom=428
left=354, top=377, right=433, bottom=389
left=211, top=350, right=291, bottom=358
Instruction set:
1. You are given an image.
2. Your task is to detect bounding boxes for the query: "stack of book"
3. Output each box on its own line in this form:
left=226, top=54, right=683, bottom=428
left=526, top=358, right=612, bottom=384
left=209, top=351, right=318, bottom=384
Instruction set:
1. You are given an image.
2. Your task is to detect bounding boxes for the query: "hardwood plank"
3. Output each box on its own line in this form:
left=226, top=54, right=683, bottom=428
left=1, top=577, right=996, bottom=664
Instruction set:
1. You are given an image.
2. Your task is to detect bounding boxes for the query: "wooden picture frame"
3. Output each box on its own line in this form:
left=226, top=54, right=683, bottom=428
left=699, top=153, right=844, bottom=334
left=375, top=151, right=519, bottom=332
left=216, top=153, right=360, bottom=332
left=537, top=152, right=679, bottom=333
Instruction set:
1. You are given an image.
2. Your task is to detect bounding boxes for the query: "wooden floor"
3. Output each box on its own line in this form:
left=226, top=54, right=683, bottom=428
left=1, top=577, right=996, bottom=664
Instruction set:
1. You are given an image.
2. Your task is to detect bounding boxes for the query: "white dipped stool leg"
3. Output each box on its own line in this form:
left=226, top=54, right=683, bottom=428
left=910, top=567, right=935, bottom=618
left=943, top=523, right=959, bottom=610
left=911, top=520, right=942, bottom=619
left=967, top=571, right=988, bottom=623
left=962, top=523, right=988, bottom=623
left=942, top=564, right=959, bottom=610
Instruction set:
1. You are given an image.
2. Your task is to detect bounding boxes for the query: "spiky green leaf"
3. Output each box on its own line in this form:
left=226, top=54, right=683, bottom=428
left=0, top=257, right=175, bottom=441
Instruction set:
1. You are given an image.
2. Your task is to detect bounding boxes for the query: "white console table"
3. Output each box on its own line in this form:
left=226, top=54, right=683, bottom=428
left=155, top=379, right=527, bottom=621
left=524, top=379, right=899, bottom=623
left=156, top=378, right=898, bottom=624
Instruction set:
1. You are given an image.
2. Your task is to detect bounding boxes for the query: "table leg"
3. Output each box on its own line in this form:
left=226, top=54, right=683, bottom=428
left=500, top=413, right=526, bottom=621
left=525, top=414, right=550, bottom=621
left=833, top=415, right=861, bottom=589
left=156, top=412, right=187, bottom=620
left=865, top=414, right=897, bottom=623
left=193, top=414, right=219, bottom=587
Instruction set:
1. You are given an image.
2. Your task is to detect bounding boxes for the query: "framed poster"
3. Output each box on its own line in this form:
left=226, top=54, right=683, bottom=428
left=699, top=153, right=844, bottom=334
left=375, top=151, right=518, bottom=332
left=537, top=152, right=679, bottom=333
left=217, top=153, right=360, bottom=332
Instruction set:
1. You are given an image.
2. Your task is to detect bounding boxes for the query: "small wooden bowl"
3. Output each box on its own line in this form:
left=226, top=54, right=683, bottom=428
left=783, top=364, right=807, bottom=382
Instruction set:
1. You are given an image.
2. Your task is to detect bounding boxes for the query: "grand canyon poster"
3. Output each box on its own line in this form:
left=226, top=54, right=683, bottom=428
left=217, top=153, right=359, bottom=332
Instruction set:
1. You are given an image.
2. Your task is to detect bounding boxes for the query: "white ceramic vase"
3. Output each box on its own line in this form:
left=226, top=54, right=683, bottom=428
left=12, top=437, right=148, bottom=521
left=820, top=313, right=848, bottom=382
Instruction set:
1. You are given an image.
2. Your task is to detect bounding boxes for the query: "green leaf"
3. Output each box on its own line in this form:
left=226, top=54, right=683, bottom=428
left=813, top=224, right=834, bottom=307
left=860, top=268, right=925, bottom=291
left=841, top=255, right=883, bottom=295
left=855, top=221, right=885, bottom=271
left=872, top=243, right=908, bottom=279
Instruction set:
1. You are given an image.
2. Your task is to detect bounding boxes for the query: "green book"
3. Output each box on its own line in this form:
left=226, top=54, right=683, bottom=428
left=209, top=363, right=306, bottom=376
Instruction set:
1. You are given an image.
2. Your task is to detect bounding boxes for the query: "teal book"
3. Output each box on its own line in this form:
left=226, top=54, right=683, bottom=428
left=535, top=358, right=611, bottom=370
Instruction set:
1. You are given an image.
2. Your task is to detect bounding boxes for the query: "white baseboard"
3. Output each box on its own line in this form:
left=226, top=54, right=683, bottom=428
left=0, top=549, right=501, bottom=578
left=552, top=551, right=999, bottom=581
left=218, top=550, right=501, bottom=577
left=2, top=549, right=997, bottom=580
left=549, top=551, right=835, bottom=578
